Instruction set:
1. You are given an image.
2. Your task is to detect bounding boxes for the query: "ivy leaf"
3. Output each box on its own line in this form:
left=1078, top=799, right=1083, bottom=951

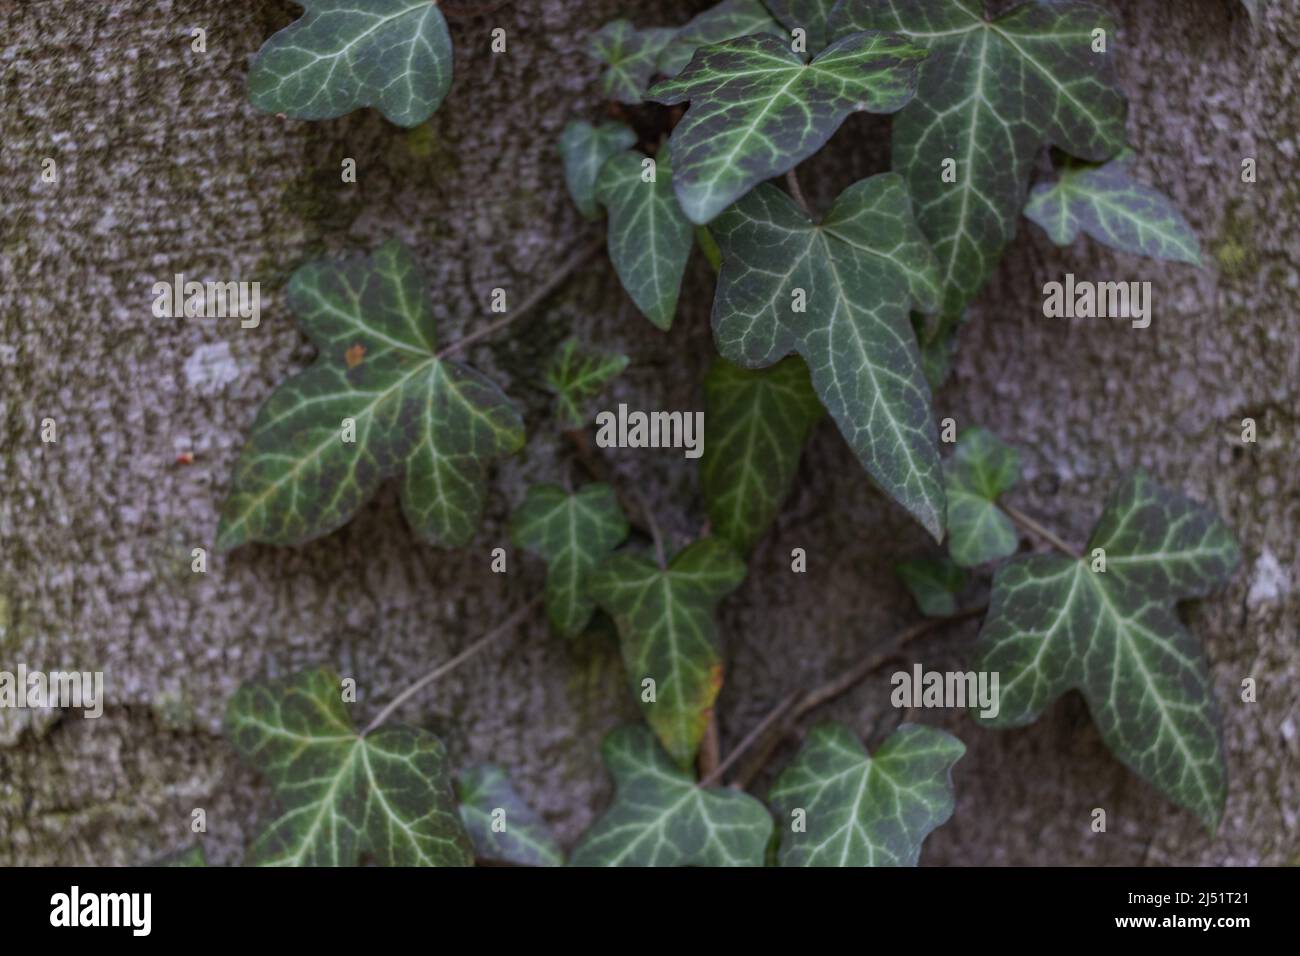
left=1025, top=152, right=1202, bottom=266
left=647, top=32, right=927, bottom=225
left=895, top=555, right=966, bottom=617
left=225, top=667, right=474, bottom=866
left=596, top=146, right=695, bottom=330
left=510, top=484, right=629, bottom=639
left=569, top=726, right=773, bottom=866
left=830, top=0, right=1127, bottom=320
left=589, top=20, right=675, bottom=104
left=769, top=723, right=964, bottom=866
left=456, top=765, right=563, bottom=867
left=658, top=0, right=788, bottom=77
left=543, top=338, right=628, bottom=430
left=710, top=174, right=946, bottom=539
left=156, top=845, right=208, bottom=867
left=702, top=357, right=823, bottom=553
left=218, top=241, right=524, bottom=551
left=247, top=0, right=453, bottom=127
left=975, top=471, right=1241, bottom=830
left=945, top=427, right=1021, bottom=567
left=764, top=0, right=839, bottom=53
left=559, top=120, right=637, bottom=220
left=589, top=539, right=747, bottom=766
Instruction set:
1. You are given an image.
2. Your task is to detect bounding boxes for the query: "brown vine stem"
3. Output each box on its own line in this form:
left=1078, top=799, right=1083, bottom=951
left=719, top=604, right=988, bottom=789
left=435, top=237, right=604, bottom=360
left=362, top=595, right=541, bottom=736
left=1001, top=502, right=1083, bottom=559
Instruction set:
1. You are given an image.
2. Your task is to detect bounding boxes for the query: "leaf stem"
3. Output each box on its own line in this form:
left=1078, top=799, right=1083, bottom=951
left=435, top=237, right=604, bottom=360
left=785, top=168, right=811, bottom=215
left=362, top=595, right=541, bottom=735
left=698, top=689, right=802, bottom=788
left=1001, top=502, right=1083, bottom=559
left=634, top=489, right=667, bottom=568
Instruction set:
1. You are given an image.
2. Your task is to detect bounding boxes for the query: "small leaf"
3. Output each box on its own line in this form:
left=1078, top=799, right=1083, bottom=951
left=658, top=0, right=787, bottom=77
left=596, top=145, right=695, bottom=330
left=569, top=725, right=773, bottom=866
left=769, top=723, right=964, bottom=866
left=218, top=241, right=524, bottom=551
left=830, top=0, right=1128, bottom=320
left=248, top=0, right=453, bottom=127
left=155, top=845, right=208, bottom=867
left=589, top=538, right=747, bottom=766
left=945, top=427, right=1021, bottom=567
left=895, top=556, right=966, bottom=617
left=588, top=20, right=675, bottom=104
left=711, top=174, right=946, bottom=539
left=543, top=338, right=628, bottom=430
left=456, top=765, right=563, bottom=867
left=1025, top=152, right=1202, bottom=266
left=559, top=120, right=637, bottom=220
left=764, top=0, right=839, bottom=53
left=226, top=667, right=474, bottom=866
left=648, top=31, right=926, bottom=224
left=510, top=484, right=629, bottom=639
left=702, top=357, right=823, bottom=553
left=975, top=471, right=1240, bottom=830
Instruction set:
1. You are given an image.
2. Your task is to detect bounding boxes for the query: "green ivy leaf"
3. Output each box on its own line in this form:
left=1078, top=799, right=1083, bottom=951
left=226, top=667, right=474, bottom=866
left=769, top=723, right=964, bottom=866
left=543, top=338, right=629, bottom=430
left=510, top=484, right=629, bottom=639
left=1025, top=152, right=1202, bottom=266
left=710, top=174, right=946, bottom=539
left=830, top=0, right=1127, bottom=320
left=156, top=845, right=208, bottom=867
left=559, top=120, right=637, bottom=220
left=218, top=241, right=524, bottom=551
left=702, top=357, right=823, bottom=553
left=247, top=0, right=453, bottom=127
left=975, top=471, right=1240, bottom=830
left=456, top=765, right=563, bottom=867
left=589, top=20, right=675, bottom=104
left=658, top=0, right=788, bottom=77
left=647, top=32, right=927, bottom=224
left=596, top=146, right=695, bottom=330
left=764, top=0, right=839, bottom=53
left=589, top=539, right=747, bottom=766
left=569, top=725, right=773, bottom=866
left=945, top=427, right=1021, bottom=567
left=895, top=555, right=966, bottom=617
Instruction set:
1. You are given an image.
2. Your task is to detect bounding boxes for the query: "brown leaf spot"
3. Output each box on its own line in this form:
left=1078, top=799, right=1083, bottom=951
left=345, top=343, right=366, bottom=368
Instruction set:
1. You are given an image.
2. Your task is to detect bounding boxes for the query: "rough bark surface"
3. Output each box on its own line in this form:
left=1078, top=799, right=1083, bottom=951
left=0, top=0, right=1295, bottom=865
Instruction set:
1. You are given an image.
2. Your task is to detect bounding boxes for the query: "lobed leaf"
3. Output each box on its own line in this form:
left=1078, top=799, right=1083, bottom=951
left=226, top=667, right=474, bottom=866
left=510, top=484, right=629, bottom=639
left=658, top=0, right=788, bottom=77
left=975, top=471, right=1240, bottom=829
left=944, top=426, right=1021, bottom=567
left=559, top=120, right=638, bottom=220
left=543, top=338, right=629, bottom=430
left=218, top=241, right=524, bottom=551
left=248, top=0, right=453, bottom=127
left=764, top=0, right=840, bottom=53
left=569, top=725, right=773, bottom=866
left=895, top=555, right=966, bottom=617
left=710, top=174, right=946, bottom=539
left=588, top=20, right=675, bottom=104
left=456, top=765, right=563, bottom=867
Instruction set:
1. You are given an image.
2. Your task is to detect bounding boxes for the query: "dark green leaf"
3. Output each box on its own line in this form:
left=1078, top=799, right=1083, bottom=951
left=945, top=427, right=1021, bottom=567
left=226, top=667, right=474, bottom=866
left=510, top=484, right=629, bottom=639
left=218, top=241, right=523, bottom=550
left=702, top=357, right=823, bottom=552
left=248, top=0, right=453, bottom=127
left=895, top=555, right=966, bottom=617
left=710, top=174, right=946, bottom=539
left=764, top=0, right=839, bottom=53
left=456, top=765, right=563, bottom=867
left=589, top=20, right=675, bottom=104
left=658, top=0, right=788, bottom=77
left=648, top=32, right=927, bottom=224
left=543, top=338, right=628, bottom=430
left=769, top=723, right=964, bottom=865
left=596, top=146, right=695, bottom=329
left=559, top=120, right=637, bottom=220
left=975, top=471, right=1240, bottom=829
left=589, top=539, right=747, bottom=766
left=569, top=725, right=773, bottom=866
left=1025, top=152, right=1202, bottom=265
left=830, top=0, right=1127, bottom=320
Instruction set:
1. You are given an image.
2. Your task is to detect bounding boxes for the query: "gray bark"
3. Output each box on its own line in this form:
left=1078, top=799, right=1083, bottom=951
left=0, top=0, right=1295, bottom=865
